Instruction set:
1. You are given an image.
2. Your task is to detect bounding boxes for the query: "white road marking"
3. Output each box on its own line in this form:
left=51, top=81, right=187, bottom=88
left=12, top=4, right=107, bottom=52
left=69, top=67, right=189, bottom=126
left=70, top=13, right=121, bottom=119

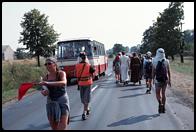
left=90, top=72, right=112, bottom=92
left=91, top=85, right=98, bottom=92
left=107, top=72, right=112, bottom=77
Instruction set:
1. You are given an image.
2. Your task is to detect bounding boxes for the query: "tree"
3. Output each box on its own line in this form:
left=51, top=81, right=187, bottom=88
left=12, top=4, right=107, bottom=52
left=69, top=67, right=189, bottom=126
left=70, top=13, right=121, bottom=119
left=140, top=2, right=184, bottom=61
left=184, top=29, right=194, bottom=47
left=19, top=9, right=60, bottom=66
left=112, top=43, right=126, bottom=55
left=183, top=29, right=194, bottom=57
left=155, top=2, right=184, bottom=61
left=141, top=25, right=157, bottom=55
left=15, top=48, right=31, bottom=59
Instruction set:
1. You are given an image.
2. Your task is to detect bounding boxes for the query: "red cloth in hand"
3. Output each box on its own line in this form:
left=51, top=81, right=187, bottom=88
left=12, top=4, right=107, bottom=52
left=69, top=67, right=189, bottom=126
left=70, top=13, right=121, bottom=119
left=18, top=83, right=34, bottom=101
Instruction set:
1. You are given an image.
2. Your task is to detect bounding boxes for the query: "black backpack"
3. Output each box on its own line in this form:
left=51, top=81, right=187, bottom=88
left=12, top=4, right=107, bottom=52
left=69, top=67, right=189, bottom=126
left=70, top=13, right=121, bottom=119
left=145, top=59, right=152, bottom=74
left=155, top=59, right=168, bottom=82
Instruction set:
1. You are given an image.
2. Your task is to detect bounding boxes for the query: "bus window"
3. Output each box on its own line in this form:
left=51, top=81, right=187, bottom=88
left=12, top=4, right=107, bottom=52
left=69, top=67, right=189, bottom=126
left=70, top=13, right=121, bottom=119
left=94, top=46, right=97, bottom=51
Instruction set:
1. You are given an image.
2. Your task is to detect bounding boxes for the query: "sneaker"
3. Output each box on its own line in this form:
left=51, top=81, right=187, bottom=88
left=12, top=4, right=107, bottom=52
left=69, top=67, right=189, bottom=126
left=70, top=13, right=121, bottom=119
left=146, top=89, right=150, bottom=94
left=158, top=104, right=164, bottom=113
left=86, top=109, right=91, bottom=115
left=82, top=113, right=87, bottom=120
left=146, top=90, right=149, bottom=94
left=162, top=105, right=165, bottom=113
left=148, top=90, right=151, bottom=94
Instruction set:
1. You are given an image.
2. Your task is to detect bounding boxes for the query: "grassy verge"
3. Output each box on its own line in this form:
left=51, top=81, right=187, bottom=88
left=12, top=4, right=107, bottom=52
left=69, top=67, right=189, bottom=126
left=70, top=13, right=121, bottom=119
left=2, top=59, right=47, bottom=104
left=169, top=57, right=194, bottom=79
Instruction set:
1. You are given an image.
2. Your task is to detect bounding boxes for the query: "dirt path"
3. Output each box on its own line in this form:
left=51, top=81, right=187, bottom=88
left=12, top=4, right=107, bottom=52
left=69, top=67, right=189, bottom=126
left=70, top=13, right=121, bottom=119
left=167, top=69, right=194, bottom=111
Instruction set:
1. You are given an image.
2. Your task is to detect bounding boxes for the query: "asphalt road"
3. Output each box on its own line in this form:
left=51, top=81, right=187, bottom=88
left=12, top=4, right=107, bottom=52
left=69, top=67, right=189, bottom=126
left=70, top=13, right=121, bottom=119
left=2, top=59, right=194, bottom=130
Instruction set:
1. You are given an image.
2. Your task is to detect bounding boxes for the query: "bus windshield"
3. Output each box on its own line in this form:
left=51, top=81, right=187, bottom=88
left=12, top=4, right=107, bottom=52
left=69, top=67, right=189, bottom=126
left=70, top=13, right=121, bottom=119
left=57, top=40, right=93, bottom=59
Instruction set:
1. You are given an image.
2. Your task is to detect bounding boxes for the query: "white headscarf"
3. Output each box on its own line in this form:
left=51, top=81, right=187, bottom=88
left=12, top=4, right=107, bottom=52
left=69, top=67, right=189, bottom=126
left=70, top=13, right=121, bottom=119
left=146, top=51, right=152, bottom=57
left=154, top=48, right=166, bottom=62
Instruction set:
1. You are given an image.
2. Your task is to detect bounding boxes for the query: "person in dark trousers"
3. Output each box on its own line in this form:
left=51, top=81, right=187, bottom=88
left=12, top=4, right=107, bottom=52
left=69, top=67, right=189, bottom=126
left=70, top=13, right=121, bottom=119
left=76, top=52, right=95, bottom=120
left=152, top=48, right=171, bottom=113
left=39, top=57, right=70, bottom=130
left=143, top=51, right=153, bottom=94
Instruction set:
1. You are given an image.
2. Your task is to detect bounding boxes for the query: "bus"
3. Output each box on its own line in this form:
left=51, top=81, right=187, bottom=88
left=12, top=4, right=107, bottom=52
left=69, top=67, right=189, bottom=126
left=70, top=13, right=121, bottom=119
left=56, top=38, right=108, bottom=84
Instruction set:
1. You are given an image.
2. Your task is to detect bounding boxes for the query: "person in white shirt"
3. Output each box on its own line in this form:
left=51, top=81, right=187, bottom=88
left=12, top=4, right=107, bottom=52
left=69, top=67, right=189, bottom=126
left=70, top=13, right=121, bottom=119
left=120, top=51, right=130, bottom=85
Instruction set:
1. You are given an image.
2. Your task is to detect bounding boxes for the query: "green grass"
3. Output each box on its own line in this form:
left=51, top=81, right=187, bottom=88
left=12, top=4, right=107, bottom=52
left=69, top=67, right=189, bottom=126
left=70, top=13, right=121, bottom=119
left=2, top=59, right=47, bottom=104
left=2, top=88, right=37, bottom=104
left=169, top=57, right=194, bottom=79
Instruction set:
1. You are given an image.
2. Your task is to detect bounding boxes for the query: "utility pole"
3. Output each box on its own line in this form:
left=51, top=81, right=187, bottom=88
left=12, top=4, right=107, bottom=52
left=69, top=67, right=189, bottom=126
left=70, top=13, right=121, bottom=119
left=180, top=22, right=184, bottom=63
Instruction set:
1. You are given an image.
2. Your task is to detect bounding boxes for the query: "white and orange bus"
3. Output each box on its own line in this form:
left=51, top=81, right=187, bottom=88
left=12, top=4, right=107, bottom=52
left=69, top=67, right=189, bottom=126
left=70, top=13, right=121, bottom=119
left=56, top=38, right=108, bottom=84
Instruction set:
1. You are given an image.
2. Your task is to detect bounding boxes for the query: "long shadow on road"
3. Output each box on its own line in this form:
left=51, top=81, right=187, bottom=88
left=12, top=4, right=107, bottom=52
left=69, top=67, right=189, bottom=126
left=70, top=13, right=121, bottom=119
left=24, top=123, right=50, bottom=130
left=69, top=114, right=83, bottom=122
left=107, top=114, right=160, bottom=127
left=120, top=87, right=146, bottom=91
left=118, top=93, right=146, bottom=99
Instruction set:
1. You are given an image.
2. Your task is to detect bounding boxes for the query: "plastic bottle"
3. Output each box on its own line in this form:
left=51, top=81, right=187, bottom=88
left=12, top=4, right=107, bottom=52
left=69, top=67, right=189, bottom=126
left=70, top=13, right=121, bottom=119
left=40, top=76, right=48, bottom=90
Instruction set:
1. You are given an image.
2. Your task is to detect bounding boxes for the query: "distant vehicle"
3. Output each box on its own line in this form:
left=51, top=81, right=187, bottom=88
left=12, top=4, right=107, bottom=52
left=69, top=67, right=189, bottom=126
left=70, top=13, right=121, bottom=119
left=56, top=38, right=108, bottom=84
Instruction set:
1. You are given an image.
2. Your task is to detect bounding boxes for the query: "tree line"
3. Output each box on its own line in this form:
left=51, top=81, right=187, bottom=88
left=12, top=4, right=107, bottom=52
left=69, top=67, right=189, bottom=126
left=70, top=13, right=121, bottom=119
left=139, top=2, right=193, bottom=63
left=109, top=2, right=194, bottom=63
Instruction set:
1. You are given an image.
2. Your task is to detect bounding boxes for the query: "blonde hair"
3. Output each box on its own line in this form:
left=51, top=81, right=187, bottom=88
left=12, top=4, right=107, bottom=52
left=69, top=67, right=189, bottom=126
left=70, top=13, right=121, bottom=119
left=45, top=57, right=59, bottom=71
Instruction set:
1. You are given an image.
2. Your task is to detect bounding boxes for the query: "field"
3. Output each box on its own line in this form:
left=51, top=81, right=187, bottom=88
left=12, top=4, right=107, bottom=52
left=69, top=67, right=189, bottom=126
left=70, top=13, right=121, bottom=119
left=2, top=58, right=47, bottom=103
left=169, top=56, right=194, bottom=78
left=168, top=56, right=194, bottom=110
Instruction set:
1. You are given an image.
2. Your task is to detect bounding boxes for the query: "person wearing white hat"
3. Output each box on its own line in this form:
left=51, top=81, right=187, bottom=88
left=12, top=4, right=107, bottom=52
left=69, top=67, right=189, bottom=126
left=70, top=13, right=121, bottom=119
left=152, top=48, right=171, bottom=114
left=143, top=51, right=153, bottom=94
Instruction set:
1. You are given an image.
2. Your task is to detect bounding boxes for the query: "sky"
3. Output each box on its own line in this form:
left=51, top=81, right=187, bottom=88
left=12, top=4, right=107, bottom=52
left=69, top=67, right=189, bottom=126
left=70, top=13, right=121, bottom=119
left=2, top=2, right=194, bottom=51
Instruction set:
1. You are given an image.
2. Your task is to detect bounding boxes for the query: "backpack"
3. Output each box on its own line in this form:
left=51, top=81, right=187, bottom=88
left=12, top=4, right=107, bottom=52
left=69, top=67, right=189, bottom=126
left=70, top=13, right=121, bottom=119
left=155, top=59, right=168, bottom=82
left=145, top=59, right=152, bottom=74
left=114, top=61, right=120, bottom=70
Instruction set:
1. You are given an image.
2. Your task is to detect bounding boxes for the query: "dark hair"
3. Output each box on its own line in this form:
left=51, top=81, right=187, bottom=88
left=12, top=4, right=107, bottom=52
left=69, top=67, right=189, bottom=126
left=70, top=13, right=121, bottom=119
left=79, top=52, right=86, bottom=60
left=132, top=52, right=136, bottom=57
left=122, top=51, right=125, bottom=55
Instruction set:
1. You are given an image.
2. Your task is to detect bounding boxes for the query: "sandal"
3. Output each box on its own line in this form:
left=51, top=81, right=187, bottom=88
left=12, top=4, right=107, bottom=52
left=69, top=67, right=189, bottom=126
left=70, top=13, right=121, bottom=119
left=87, top=109, right=91, bottom=115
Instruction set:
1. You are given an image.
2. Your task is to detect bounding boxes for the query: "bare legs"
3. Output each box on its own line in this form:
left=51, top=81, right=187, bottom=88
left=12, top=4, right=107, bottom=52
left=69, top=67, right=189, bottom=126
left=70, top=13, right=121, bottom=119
left=155, top=85, right=167, bottom=113
left=146, top=79, right=152, bottom=93
left=48, top=115, right=69, bottom=130
left=115, top=73, right=120, bottom=83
